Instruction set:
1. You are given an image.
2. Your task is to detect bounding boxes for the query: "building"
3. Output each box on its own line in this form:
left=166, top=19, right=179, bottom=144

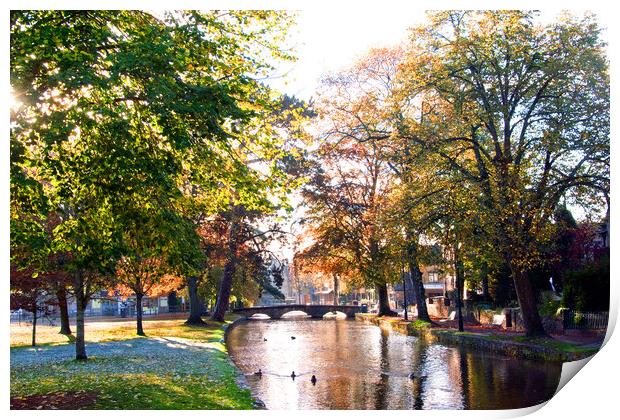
left=393, top=267, right=456, bottom=309
left=594, top=218, right=610, bottom=250
left=313, top=286, right=335, bottom=304
left=59, top=291, right=187, bottom=318
left=341, top=287, right=376, bottom=307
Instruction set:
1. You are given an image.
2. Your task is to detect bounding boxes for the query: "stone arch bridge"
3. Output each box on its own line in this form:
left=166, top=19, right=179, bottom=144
left=232, top=304, right=361, bottom=319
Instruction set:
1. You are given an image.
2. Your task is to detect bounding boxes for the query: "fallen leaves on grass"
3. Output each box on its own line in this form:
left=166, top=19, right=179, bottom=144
left=11, top=390, right=98, bottom=410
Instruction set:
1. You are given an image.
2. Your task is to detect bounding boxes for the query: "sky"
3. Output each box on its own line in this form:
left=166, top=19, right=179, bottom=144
left=265, top=8, right=428, bottom=100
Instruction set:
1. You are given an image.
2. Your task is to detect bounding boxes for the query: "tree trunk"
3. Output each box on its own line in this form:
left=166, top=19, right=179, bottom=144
left=405, top=231, right=431, bottom=322
left=368, top=233, right=396, bottom=317
left=332, top=273, right=339, bottom=305
left=185, top=276, right=205, bottom=325
left=167, top=291, right=177, bottom=312
left=481, top=262, right=490, bottom=302
left=212, top=258, right=236, bottom=322
left=376, top=282, right=396, bottom=316
left=212, top=205, right=243, bottom=323
left=490, top=263, right=514, bottom=306
left=136, top=293, right=145, bottom=336
left=31, top=306, right=37, bottom=347
left=56, top=287, right=72, bottom=335
left=74, top=284, right=87, bottom=360
left=511, top=265, right=547, bottom=337
left=455, top=253, right=465, bottom=332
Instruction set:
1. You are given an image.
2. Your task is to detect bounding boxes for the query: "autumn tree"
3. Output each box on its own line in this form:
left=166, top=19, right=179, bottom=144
left=308, top=47, right=437, bottom=318
left=299, top=127, right=397, bottom=315
left=115, top=260, right=184, bottom=335
left=395, top=11, right=609, bottom=336
left=294, top=233, right=350, bottom=305
left=114, top=207, right=191, bottom=335
left=10, top=267, right=56, bottom=346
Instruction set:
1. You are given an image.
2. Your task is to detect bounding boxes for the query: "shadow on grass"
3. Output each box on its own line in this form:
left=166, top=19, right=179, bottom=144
left=11, top=336, right=253, bottom=409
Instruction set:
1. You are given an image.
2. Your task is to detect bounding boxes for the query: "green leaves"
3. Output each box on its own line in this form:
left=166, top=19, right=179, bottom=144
left=11, top=10, right=298, bottom=306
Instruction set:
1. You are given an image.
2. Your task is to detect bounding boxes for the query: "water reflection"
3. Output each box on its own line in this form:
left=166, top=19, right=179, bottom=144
left=226, top=319, right=561, bottom=410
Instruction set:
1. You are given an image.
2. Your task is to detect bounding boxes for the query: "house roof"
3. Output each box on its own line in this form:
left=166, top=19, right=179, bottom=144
left=314, top=289, right=334, bottom=295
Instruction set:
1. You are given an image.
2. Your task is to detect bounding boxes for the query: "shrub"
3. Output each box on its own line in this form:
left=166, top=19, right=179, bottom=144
left=561, top=255, right=609, bottom=312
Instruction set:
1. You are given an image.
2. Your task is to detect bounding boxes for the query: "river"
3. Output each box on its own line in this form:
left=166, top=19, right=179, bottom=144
left=226, top=318, right=563, bottom=410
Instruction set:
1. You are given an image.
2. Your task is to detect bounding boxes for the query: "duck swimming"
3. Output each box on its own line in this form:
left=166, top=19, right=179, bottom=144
left=311, top=375, right=317, bottom=385
left=291, top=371, right=296, bottom=379
left=291, top=336, right=296, bottom=340
left=254, top=369, right=262, bottom=376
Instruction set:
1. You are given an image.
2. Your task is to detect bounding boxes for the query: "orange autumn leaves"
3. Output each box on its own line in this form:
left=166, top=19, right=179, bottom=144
left=112, top=256, right=183, bottom=300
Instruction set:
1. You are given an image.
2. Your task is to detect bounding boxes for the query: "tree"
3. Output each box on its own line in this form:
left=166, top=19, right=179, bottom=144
left=11, top=10, right=298, bottom=357
left=10, top=204, right=73, bottom=336
left=206, top=95, right=310, bottom=322
left=309, top=47, right=437, bottom=318
left=299, top=129, right=397, bottom=316
left=114, top=208, right=189, bottom=335
left=295, top=237, right=349, bottom=306
left=558, top=217, right=609, bottom=312
left=562, top=255, right=609, bottom=312
left=547, top=205, right=579, bottom=289
left=210, top=206, right=290, bottom=321
left=10, top=267, right=55, bottom=346
left=434, top=187, right=477, bottom=332
left=396, top=11, right=609, bottom=336
left=384, top=158, right=445, bottom=324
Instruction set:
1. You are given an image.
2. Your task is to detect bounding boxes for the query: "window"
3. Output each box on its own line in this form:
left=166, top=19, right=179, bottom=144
left=428, top=272, right=438, bottom=282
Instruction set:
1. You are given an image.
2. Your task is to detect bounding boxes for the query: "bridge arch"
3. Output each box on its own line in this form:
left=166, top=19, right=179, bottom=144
left=322, top=310, right=347, bottom=319
left=248, top=313, right=271, bottom=320
left=281, top=310, right=310, bottom=319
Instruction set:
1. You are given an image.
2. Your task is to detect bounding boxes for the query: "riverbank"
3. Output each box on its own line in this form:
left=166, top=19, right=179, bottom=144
left=10, top=316, right=255, bottom=409
left=355, top=314, right=601, bottom=362
left=223, top=317, right=267, bottom=409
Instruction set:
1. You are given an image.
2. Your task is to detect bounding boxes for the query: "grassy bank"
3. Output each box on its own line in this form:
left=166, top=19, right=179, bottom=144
left=10, top=317, right=255, bottom=409
left=356, top=314, right=601, bottom=362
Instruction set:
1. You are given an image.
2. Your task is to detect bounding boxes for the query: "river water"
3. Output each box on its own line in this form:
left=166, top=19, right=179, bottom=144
left=226, top=318, right=563, bottom=410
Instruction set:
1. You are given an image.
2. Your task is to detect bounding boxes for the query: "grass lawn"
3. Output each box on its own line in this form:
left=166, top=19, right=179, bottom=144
left=10, top=316, right=255, bottom=409
left=482, top=332, right=602, bottom=354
